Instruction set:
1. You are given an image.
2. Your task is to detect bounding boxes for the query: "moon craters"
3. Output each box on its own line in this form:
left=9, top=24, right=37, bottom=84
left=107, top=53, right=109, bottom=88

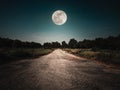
left=52, top=10, right=67, bottom=25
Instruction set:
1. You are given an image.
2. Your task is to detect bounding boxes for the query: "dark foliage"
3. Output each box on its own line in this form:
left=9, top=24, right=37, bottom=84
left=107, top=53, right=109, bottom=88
left=43, top=42, right=61, bottom=48
left=67, top=35, right=120, bottom=50
left=68, top=39, right=78, bottom=48
left=0, top=37, right=42, bottom=48
left=62, top=41, right=68, bottom=48
left=0, top=35, right=120, bottom=49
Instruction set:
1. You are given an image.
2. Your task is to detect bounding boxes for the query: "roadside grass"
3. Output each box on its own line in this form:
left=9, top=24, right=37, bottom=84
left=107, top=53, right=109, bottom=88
left=63, top=48, right=120, bottom=65
left=0, top=48, right=53, bottom=64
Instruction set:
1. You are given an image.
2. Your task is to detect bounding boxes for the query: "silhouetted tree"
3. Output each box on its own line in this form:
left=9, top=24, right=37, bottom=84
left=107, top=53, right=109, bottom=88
left=0, top=37, right=42, bottom=48
left=1, top=34, right=120, bottom=50
left=68, top=39, right=78, bottom=48
left=52, top=42, right=61, bottom=48
left=43, top=42, right=52, bottom=48
left=62, top=41, right=68, bottom=48
left=43, top=42, right=61, bottom=48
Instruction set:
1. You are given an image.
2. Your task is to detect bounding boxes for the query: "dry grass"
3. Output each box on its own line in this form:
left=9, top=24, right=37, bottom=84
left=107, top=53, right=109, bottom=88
left=63, top=48, right=120, bottom=65
left=0, top=48, right=53, bottom=64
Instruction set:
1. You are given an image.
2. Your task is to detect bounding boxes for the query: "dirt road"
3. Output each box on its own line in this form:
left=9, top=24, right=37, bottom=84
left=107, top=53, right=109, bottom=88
left=0, top=49, right=120, bottom=90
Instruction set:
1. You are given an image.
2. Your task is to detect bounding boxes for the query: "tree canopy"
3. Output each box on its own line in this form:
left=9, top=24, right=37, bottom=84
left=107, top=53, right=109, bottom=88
left=0, top=35, right=120, bottom=50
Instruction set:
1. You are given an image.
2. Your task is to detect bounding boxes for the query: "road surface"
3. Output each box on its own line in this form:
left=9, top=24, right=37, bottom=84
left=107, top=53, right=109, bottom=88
left=0, top=49, right=120, bottom=90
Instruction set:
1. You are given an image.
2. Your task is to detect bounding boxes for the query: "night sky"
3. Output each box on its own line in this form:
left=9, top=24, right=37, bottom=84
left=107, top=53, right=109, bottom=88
left=0, top=0, right=120, bottom=44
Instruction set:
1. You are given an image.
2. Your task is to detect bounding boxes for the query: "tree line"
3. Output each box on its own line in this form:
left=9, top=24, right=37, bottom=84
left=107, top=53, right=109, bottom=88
left=0, top=35, right=120, bottom=50
left=0, top=37, right=42, bottom=48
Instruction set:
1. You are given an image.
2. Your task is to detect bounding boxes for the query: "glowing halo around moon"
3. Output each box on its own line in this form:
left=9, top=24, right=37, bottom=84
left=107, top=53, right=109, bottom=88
left=52, top=10, right=67, bottom=25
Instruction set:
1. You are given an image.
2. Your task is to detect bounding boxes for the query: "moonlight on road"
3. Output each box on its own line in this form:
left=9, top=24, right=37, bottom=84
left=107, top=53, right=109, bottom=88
left=52, top=10, right=67, bottom=25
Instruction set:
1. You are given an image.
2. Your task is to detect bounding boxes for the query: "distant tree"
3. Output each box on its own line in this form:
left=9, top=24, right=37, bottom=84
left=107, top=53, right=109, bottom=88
left=43, top=42, right=61, bottom=48
left=30, top=42, right=42, bottom=48
left=1, top=34, right=120, bottom=50
left=13, top=39, right=22, bottom=48
left=77, top=41, right=83, bottom=48
left=52, top=42, right=61, bottom=48
left=0, top=37, right=42, bottom=48
left=116, top=35, right=120, bottom=49
left=62, top=41, right=68, bottom=48
left=43, top=42, right=52, bottom=49
left=68, top=39, right=78, bottom=48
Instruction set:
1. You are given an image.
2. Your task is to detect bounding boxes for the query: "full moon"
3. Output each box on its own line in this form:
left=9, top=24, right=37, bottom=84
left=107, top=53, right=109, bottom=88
left=52, top=10, right=67, bottom=25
